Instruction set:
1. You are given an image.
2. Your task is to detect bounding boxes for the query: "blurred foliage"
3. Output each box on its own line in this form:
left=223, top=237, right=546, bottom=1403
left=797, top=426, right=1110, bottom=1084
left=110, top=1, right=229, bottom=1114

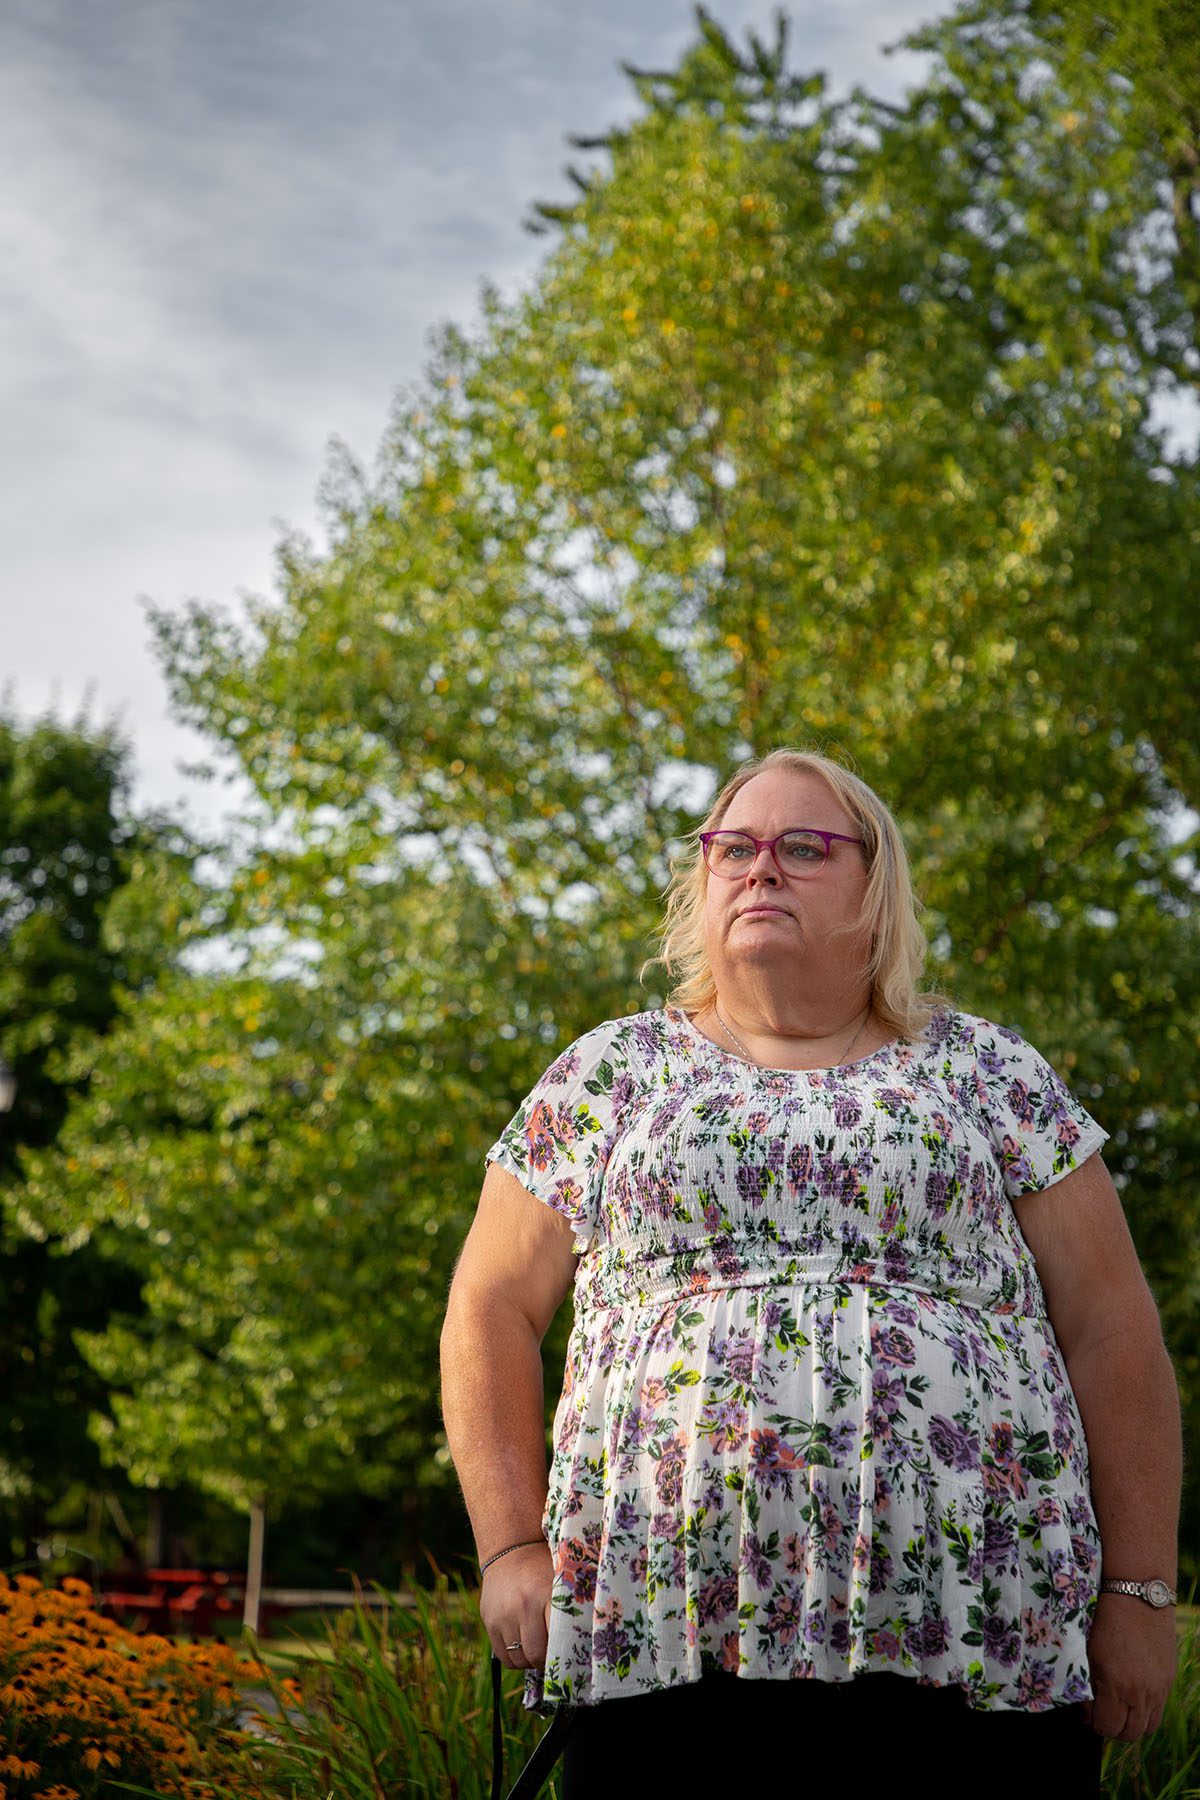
left=6, top=2, right=1198, bottom=1574
left=0, top=705, right=211, bottom=1557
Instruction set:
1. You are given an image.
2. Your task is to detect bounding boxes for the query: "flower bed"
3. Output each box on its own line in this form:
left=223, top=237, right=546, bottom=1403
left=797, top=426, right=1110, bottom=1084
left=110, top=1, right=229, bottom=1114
left=0, top=1574, right=266, bottom=1800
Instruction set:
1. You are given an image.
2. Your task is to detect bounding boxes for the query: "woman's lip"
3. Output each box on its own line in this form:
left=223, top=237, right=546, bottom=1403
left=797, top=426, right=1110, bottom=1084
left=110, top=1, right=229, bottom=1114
left=740, top=905, right=789, bottom=916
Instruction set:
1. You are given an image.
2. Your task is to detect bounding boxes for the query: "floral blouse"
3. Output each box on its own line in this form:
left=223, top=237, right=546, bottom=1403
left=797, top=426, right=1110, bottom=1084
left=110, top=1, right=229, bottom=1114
left=484, top=1004, right=1109, bottom=1714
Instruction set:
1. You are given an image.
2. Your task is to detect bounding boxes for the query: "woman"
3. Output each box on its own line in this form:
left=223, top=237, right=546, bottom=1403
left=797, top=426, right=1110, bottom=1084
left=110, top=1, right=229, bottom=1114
left=441, top=749, right=1181, bottom=1796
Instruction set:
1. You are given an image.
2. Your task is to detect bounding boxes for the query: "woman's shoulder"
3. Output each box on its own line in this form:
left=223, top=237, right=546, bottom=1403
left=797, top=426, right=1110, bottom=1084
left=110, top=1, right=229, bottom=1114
left=541, top=1006, right=672, bottom=1086
left=919, top=1005, right=1061, bottom=1075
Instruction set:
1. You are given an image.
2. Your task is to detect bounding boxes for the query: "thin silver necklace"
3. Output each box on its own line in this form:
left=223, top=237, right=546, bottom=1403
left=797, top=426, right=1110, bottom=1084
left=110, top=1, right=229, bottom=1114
left=713, top=1003, right=872, bottom=1070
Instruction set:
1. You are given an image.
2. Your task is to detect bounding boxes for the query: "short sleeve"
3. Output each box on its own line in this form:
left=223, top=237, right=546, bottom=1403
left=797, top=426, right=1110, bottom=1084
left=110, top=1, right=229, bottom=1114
left=484, top=1017, right=644, bottom=1252
left=972, top=1016, right=1109, bottom=1199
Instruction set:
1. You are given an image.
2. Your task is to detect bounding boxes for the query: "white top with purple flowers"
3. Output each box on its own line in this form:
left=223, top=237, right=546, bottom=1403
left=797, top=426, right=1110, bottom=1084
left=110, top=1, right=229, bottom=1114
left=484, top=1004, right=1109, bottom=1714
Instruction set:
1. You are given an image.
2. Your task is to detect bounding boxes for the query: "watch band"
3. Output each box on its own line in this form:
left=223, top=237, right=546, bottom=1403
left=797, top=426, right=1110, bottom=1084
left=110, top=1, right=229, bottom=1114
left=1099, top=1577, right=1176, bottom=1607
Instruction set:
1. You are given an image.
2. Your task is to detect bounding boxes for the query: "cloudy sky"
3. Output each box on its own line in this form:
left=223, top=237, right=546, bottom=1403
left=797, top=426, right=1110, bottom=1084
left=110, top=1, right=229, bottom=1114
left=0, top=0, right=965, bottom=836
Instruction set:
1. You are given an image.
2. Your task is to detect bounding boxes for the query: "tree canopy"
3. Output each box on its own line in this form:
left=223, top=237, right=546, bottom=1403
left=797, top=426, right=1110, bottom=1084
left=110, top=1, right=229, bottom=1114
left=12, top=2, right=1199, bottom=1568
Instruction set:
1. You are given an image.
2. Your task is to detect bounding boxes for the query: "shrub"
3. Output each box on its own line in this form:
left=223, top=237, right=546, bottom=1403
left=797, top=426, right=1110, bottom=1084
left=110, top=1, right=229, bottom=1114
left=161, top=1577, right=556, bottom=1800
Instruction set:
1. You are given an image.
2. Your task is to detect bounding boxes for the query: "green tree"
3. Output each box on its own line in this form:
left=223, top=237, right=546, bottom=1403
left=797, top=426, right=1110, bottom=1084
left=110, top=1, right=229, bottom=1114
left=0, top=703, right=198, bottom=1562
left=17, top=4, right=1199, bottom=1575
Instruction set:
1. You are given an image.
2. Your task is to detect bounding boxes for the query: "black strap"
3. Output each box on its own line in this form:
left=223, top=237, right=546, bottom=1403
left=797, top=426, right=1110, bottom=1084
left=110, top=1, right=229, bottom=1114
left=491, top=1654, right=576, bottom=1800
left=491, top=1655, right=504, bottom=1800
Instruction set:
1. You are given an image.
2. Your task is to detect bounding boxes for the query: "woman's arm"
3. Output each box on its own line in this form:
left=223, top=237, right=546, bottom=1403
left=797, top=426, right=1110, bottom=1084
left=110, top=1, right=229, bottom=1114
left=1012, top=1150, right=1182, bottom=1741
left=440, top=1161, right=578, bottom=1669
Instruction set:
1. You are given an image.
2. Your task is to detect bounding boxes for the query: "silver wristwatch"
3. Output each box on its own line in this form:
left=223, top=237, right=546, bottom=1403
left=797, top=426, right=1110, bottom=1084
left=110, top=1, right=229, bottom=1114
left=1099, top=1577, right=1176, bottom=1608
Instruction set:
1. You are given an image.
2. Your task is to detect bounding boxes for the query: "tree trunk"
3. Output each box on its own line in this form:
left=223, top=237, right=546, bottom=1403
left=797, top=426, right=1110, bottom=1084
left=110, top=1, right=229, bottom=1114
left=144, top=1490, right=165, bottom=1567
left=243, top=1496, right=267, bottom=1635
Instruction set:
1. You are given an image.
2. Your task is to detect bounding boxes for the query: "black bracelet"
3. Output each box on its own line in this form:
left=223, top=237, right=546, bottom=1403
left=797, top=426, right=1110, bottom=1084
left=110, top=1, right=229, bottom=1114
left=480, top=1537, right=545, bottom=1575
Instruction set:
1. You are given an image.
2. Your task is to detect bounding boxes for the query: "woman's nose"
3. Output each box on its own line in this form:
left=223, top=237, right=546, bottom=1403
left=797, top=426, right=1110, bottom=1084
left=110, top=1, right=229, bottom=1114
left=746, top=847, right=780, bottom=882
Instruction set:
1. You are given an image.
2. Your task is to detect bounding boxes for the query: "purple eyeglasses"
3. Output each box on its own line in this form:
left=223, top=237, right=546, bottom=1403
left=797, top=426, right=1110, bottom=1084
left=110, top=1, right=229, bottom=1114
left=700, top=828, right=866, bottom=879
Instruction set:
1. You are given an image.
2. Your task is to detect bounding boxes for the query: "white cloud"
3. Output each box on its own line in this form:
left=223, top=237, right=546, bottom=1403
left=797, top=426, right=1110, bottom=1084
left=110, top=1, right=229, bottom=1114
left=0, top=0, right=938, bottom=834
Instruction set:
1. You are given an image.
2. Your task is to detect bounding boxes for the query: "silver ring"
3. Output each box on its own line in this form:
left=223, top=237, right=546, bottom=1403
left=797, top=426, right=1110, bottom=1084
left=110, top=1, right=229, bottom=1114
left=506, top=1639, right=523, bottom=1652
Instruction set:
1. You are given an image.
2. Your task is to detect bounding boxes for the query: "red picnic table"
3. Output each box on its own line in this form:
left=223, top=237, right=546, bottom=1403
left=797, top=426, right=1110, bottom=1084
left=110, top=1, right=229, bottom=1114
left=97, top=1567, right=241, bottom=1637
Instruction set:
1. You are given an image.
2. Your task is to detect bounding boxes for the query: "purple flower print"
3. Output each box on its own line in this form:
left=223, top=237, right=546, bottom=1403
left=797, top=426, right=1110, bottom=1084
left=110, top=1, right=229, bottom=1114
left=924, top=1170, right=952, bottom=1218
left=983, top=1513, right=1017, bottom=1572
left=750, top=1428, right=805, bottom=1494
left=555, top=1535, right=597, bottom=1603
left=786, top=1142, right=814, bottom=1190
left=904, top=1615, right=952, bottom=1659
left=928, top=1413, right=980, bottom=1473
left=829, top=1418, right=858, bottom=1460
left=1006, top=1078, right=1035, bottom=1129
left=816, top=1152, right=857, bottom=1205
left=804, top=1608, right=827, bottom=1646
left=983, top=1420, right=1027, bottom=1501
left=716, top=1330, right=757, bottom=1385
left=1056, top=1113, right=1081, bottom=1150
left=1070, top=1532, right=1095, bottom=1572
left=740, top=1532, right=773, bottom=1589
left=1015, top=1658, right=1057, bottom=1710
left=715, top=1241, right=746, bottom=1282
left=982, top=1615, right=1021, bottom=1667
left=872, top=1326, right=916, bottom=1368
left=698, top=1573, right=738, bottom=1623
left=999, top=1133, right=1035, bottom=1190
left=654, top=1433, right=688, bottom=1507
left=868, top=1539, right=894, bottom=1595
left=613, top=1499, right=639, bottom=1533
left=702, top=1396, right=748, bottom=1454
left=867, top=1371, right=904, bottom=1438
left=830, top=1617, right=851, bottom=1655
left=545, top=1047, right=582, bottom=1083
left=736, top=1161, right=770, bottom=1207
left=883, top=1238, right=911, bottom=1282
left=883, top=1298, right=918, bottom=1327
left=833, top=1091, right=862, bottom=1129
left=783, top=1532, right=807, bottom=1575
left=592, top=1598, right=634, bottom=1669
left=618, top=1404, right=653, bottom=1454
left=747, top=1111, right=770, bottom=1133
left=647, top=1097, right=685, bottom=1139
left=611, top=1074, right=638, bottom=1114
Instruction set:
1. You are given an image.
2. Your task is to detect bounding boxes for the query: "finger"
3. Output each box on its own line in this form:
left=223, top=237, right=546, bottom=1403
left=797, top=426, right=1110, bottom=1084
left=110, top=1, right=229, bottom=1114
left=484, top=1619, right=525, bottom=1668
left=518, top=1596, right=549, bottom=1668
left=1090, top=1696, right=1131, bottom=1740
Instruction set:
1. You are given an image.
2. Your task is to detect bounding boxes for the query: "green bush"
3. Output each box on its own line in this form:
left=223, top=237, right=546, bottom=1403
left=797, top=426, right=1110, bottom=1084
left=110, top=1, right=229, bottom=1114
left=133, top=1577, right=558, bottom=1800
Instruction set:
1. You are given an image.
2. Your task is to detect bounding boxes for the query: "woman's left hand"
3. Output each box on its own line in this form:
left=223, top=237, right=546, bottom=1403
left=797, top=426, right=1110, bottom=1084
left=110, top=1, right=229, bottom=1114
left=1083, top=1594, right=1178, bottom=1740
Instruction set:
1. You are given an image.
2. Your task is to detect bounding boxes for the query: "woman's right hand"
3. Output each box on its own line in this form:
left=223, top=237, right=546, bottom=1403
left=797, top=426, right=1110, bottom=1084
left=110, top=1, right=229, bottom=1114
left=480, top=1541, right=554, bottom=1670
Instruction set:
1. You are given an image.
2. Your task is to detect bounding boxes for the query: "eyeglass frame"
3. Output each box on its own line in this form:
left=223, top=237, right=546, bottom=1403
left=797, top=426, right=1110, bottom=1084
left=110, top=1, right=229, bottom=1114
left=699, top=827, right=867, bottom=879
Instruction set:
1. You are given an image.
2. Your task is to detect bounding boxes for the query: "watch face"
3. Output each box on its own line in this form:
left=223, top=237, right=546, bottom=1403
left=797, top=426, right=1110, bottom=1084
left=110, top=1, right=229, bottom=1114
left=1145, top=1580, right=1171, bottom=1607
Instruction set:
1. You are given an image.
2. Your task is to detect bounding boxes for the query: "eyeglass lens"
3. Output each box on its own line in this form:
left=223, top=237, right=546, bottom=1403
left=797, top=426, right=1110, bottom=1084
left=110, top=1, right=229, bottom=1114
left=705, top=831, right=829, bottom=877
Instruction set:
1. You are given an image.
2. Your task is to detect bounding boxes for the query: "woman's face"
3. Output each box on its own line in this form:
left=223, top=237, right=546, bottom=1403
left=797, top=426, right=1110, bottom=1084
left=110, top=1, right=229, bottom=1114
left=702, top=767, right=873, bottom=992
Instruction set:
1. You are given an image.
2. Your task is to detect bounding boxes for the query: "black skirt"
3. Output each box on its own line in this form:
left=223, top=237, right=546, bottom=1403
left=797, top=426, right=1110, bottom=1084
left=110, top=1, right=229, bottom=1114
left=560, top=1668, right=1104, bottom=1799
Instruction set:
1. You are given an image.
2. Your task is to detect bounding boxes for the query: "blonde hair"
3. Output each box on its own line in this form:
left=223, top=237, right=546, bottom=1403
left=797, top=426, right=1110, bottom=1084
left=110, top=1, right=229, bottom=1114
left=642, top=748, right=953, bottom=1042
